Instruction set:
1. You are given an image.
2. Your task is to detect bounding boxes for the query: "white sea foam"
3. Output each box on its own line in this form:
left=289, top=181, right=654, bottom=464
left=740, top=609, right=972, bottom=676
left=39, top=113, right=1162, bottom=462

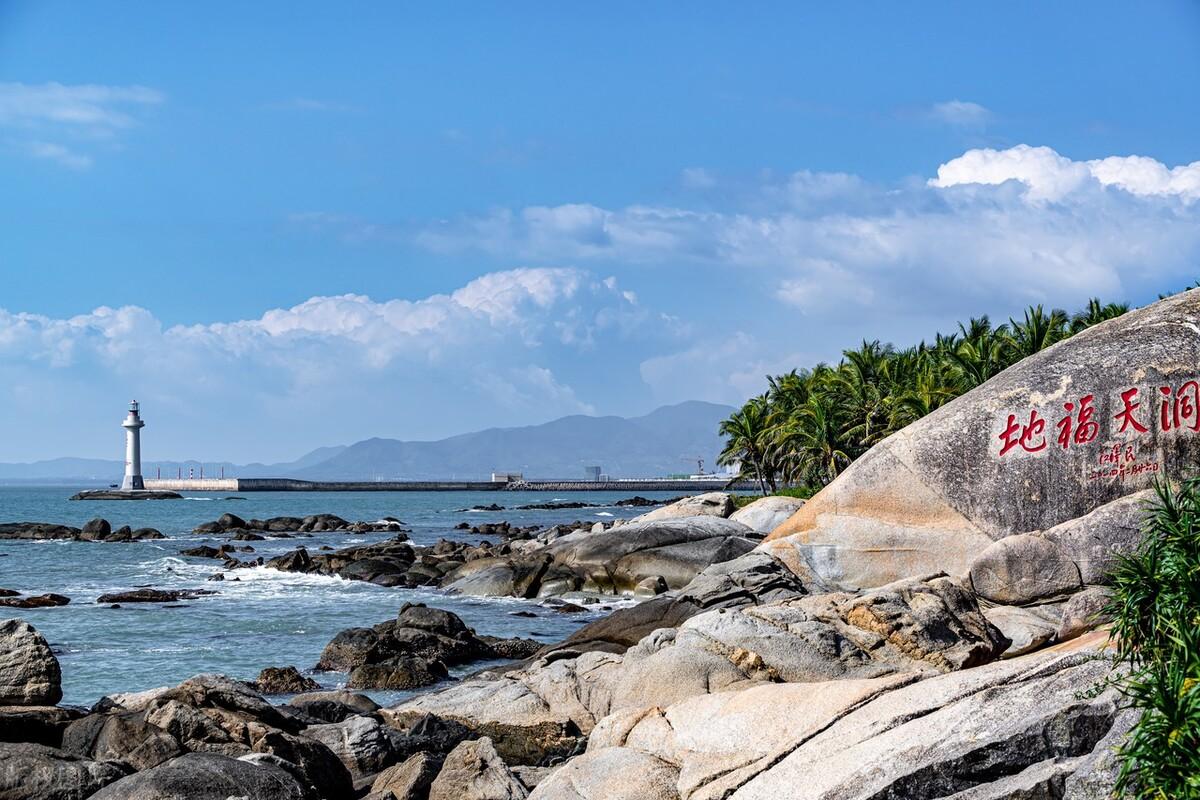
left=595, top=512, right=614, bottom=517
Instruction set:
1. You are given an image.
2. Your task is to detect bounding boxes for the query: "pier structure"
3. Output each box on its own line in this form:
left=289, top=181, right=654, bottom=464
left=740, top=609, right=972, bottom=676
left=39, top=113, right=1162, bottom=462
left=142, top=477, right=758, bottom=492
left=120, top=400, right=146, bottom=490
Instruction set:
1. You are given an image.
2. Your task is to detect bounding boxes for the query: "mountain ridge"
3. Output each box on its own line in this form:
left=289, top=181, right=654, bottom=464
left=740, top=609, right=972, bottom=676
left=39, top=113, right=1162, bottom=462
left=0, top=401, right=734, bottom=482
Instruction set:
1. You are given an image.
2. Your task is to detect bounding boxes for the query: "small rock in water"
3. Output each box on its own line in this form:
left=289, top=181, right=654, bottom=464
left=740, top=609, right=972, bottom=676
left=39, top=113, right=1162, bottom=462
left=256, top=665, right=321, bottom=694
left=0, top=593, right=70, bottom=608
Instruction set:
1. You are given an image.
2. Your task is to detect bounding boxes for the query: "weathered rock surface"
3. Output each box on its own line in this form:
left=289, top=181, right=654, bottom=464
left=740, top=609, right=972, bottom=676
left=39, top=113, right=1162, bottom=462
left=632, top=492, right=735, bottom=522
left=395, top=574, right=1004, bottom=761
left=428, top=736, right=528, bottom=800
left=728, top=495, right=806, bottom=533
left=316, top=603, right=538, bottom=690
left=0, top=593, right=70, bottom=609
left=95, top=588, right=214, bottom=604
left=87, top=752, right=314, bottom=799
left=256, top=666, right=321, bottom=695
left=1057, top=587, right=1112, bottom=642
left=0, top=619, right=62, bottom=706
left=0, top=742, right=128, bottom=800
left=61, top=712, right=184, bottom=771
left=371, top=751, right=442, bottom=800
left=983, top=604, right=1062, bottom=658
left=301, top=714, right=402, bottom=782
left=537, top=644, right=1120, bottom=800
left=768, top=290, right=1200, bottom=589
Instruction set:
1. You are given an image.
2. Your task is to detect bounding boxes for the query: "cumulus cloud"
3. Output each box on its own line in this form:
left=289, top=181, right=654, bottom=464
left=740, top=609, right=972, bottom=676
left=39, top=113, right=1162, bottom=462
left=414, top=145, right=1200, bottom=321
left=0, top=81, right=163, bottom=168
left=0, top=268, right=659, bottom=460
left=931, top=144, right=1200, bottom=202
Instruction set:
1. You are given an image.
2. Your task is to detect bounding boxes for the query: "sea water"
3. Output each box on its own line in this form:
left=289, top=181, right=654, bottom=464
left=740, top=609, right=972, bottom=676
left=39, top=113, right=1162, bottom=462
left=0, top=487, right=677, bottom=706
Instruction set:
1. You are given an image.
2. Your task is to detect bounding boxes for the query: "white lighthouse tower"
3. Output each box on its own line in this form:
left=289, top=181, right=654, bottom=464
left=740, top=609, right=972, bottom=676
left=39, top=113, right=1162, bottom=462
left=120, top=400, right=146, bottom=491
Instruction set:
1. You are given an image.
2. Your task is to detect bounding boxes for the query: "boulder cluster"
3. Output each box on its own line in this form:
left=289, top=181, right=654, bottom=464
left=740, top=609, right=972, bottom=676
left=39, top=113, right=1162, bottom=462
left=193, top=512, right=408, bottom=537
left=251, top=493, right=790, bottom=601
left=0, top=518, right=163, bottom=542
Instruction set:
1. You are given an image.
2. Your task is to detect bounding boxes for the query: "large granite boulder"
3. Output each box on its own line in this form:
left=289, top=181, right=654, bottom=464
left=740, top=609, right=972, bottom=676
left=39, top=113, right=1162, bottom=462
left=535, top=643, right=1122, bottom=800
left=0, top=619, right=61, bottom=706
left=544, top=517, right=758, bottom=594
left=632, top=492, right=735, bottom=522
left=61, top=712, right=184, bottom=771
left=767, top=289, right=1200, bottom=589
left=87, top=752, right=315, bottom=800
left=729, top=495, right=806, bottom=534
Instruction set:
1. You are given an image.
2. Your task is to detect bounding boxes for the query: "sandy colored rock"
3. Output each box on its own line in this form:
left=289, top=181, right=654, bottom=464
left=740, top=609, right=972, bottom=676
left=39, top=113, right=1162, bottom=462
left=969, top=534, right=1082, bottom=604
left=983, top=604, right=1061, bottom=658
left=428, top=736, right=527, bottom=800
left=372, top=751, right=441, bottom=800
left=767, top=290, right=1200, bottom=589
left=1057, top=587, right=1113, bottom=642
left=729, top=495, right=806, bottom=533
left=0, top=619, right=62, bottom=706
left=529, top=747, right=681, bottom=800
left=633, top=492, right=735, bottom=522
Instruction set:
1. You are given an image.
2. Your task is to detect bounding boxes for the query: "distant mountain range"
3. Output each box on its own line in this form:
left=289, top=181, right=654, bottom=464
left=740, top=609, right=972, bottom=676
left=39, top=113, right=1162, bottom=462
left=0, top=401, right=735, bottom=483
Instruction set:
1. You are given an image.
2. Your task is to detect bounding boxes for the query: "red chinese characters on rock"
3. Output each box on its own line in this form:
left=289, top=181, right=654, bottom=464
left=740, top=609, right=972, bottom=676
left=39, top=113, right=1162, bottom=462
left=998, top=381, right=1200, bottom=458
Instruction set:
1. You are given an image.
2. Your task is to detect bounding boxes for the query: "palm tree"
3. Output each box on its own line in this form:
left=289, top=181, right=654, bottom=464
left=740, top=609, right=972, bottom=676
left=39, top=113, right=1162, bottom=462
left=718, top=396, right=774, bottom=495
left=1070, top=297, right=1129, bottom=333
left=1006, top=305, right=1070, bottom=361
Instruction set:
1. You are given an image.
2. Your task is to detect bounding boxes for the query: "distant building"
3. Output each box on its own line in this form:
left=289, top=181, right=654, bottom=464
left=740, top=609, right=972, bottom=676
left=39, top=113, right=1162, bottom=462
left=491, top=472, right=523, bottom=483
left=584, top=465, right=602, bottom=481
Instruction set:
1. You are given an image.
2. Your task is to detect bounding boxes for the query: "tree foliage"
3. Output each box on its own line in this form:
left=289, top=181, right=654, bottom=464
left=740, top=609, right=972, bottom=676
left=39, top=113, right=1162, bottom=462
left=1108, top=479, right=1200, bottom=798
left=718, top=299, right=1129, bottom=493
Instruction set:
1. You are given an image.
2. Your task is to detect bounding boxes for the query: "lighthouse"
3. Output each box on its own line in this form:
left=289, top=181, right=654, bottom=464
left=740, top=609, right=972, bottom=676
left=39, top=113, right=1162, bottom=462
left=120, top=400, right=146, bottom=491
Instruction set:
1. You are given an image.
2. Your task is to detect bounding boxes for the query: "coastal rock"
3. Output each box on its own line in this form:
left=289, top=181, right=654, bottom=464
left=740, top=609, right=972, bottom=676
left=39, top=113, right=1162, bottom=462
left=0, top=593, right=70, bottom=609
left=544, top=516, right=757, bottom=594
left=0, top=522, right=81, bottom=540
left=256, top=666, right=321, bottom=695
left=61, top=712, right=184, bottom=771
left=428, top=737, right=528, bottom=800
left=968, top=534, right=1081, bottom=605
left=0, top=521, right=163, bottom=543
left=983, top=604, right=1062, bottom=658
left=632, top=492, right=735, bottom=522
left=548, top=551, right=808, bottom=656
left=80, top=518, right=111, bottom=540
left=195, top=513, right=407, bottom=536
left=0, top=705, right=86, bottom=747
left=317, top=604, right=529, bottom=690
left=287, top=690, right=380, bottom=724
left=0, top=619, right=62, bottom=706
left=544, top=645, right=1120, bottom=800
left=1057, top=587, right=1113, bottom=642
left=767, top=290, right=1200, bottom=589
left=95, top=588, right=214, bottom=604
left=728, top=495, right=806, bottom=534
left=0, top=742, right=128, bottom=800
left=87, top=752, right=314, bottom=800
left=371, top=751, right=442, bottom=800
left=529, top=747, right=681, bottom=800
left=301, top=715, right=401, bottom=782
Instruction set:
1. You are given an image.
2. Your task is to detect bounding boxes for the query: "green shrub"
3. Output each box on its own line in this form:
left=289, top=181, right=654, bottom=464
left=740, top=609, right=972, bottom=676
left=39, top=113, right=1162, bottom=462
left=1108, top=479, right=1200, bottom=798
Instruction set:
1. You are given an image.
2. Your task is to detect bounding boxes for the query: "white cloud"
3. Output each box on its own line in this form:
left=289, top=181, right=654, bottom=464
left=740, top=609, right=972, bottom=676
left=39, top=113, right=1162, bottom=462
left=681, top=167, right=717, bottom=189
left=0, top=81, right=163, bottom=168
left=931, top=144, right=1200, bottom=202
left=928, top=100, right=991, bottom=127
left=0, top=268, right=660, bottom=459
left=25, top=140, right=92, bottom=169
left=414, top=145, right=1200, bottom=322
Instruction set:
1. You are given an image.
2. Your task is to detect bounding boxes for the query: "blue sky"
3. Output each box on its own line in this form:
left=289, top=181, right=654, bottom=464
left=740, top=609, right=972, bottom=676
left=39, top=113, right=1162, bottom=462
left=2, top=2, right=1200, bottom=462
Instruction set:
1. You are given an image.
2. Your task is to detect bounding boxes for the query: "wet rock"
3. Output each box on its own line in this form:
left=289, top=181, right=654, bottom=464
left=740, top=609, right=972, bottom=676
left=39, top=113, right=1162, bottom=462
left=87, top=751, right=314, bottom=800
left=0, top=522, right=81, bottom=540
left=0, top=593, right=70, bottom=609
left=317, top=604, right=530, bottom=690
left=94, top=589, right=214, bottom=604
left=287, top=690, right=379, bottom=724
left=256, top=666, right=321, bottom=695
left=79, top=518, right=111, bottom=540
left=428, top=736, right=527, bottom=800
left=0, top=619, right=62, bottom=706
left=0, top=741, right=128, bottom=800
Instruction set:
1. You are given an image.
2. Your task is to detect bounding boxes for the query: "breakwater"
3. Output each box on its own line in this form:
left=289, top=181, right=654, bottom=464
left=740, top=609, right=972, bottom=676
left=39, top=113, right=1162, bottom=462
left=143, top=477, right=756, bottom=492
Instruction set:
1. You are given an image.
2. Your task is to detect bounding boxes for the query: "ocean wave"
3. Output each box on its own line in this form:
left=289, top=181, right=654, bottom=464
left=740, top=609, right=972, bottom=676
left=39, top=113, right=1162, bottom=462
left=595, top=512, right=614, bottom=517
